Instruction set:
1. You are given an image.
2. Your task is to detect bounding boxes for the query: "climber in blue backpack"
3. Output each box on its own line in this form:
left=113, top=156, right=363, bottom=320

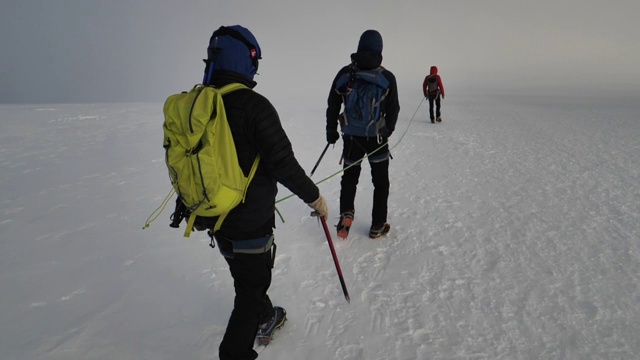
left=326, top=29, right=400, bottom=239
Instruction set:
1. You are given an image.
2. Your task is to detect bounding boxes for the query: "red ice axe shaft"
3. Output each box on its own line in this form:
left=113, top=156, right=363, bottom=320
left=320, top=216, right=350, bottom=303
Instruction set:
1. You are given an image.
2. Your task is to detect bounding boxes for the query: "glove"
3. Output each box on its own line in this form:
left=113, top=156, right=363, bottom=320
left=307, top=195, right=328, bottom=218
left=379, top=127, right=392, bottom=138
left=441, top=94, right=445, bottom=100
left=327, top=128, right=340, bottom=144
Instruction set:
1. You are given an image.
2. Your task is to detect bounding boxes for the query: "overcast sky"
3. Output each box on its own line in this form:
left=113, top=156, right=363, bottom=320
left=1, top=0, right=639, bottom=104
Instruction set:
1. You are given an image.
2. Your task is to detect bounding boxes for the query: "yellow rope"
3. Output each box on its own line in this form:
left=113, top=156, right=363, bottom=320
left=142, top=187, right=175, bottom=229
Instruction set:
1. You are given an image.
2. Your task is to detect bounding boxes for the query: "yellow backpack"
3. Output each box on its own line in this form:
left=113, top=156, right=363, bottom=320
left=163, top=83, right=260, bottom=237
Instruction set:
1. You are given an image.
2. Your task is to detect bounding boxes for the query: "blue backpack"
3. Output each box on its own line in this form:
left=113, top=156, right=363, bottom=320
left=336, top=67, right=390, bottom=137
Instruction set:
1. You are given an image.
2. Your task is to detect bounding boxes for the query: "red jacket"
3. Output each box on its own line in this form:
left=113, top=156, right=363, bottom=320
left=422, top=66, right=445, bottom=98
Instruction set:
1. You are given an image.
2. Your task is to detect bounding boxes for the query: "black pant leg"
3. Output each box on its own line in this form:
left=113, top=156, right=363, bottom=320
left=340, top=136, right=365, bottom=213
left=369, top=158, right=390, bottom=226
left=428, top=97, right=435, bottom=120
left=340, top=164, right=361, bottom=213
left=219, top=250, right=273, bottom=360
left=435, top=96, right=441, bottom=118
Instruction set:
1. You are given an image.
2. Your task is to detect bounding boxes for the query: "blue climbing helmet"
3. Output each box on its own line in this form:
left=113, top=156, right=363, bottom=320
left=203, top=25, right=262, bottom=84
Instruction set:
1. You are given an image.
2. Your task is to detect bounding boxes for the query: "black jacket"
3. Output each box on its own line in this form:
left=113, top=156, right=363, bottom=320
left=207, top=72, right=320, bottom=239
left=326, top=51, right=400, bottom=136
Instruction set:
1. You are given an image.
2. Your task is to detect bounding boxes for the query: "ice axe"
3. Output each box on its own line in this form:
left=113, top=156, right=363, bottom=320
left=320, top=215, right=350, bottom=303
left=310, top=143, right=330, bottom=177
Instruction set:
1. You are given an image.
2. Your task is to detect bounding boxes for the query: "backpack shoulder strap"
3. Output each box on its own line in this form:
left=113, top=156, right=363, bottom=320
left=210, top=82, right=260, bottom=233
left=218, top=82, right=248, bottom=95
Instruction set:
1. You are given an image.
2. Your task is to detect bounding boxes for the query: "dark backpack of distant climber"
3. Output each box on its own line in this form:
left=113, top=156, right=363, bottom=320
left=426, top=75, right=438, bottom=96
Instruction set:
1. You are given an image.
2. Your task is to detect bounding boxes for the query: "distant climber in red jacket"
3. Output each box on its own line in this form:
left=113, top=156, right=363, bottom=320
left=422, top=66, right=445, bottom=123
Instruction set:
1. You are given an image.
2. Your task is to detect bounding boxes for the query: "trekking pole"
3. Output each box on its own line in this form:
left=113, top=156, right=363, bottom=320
left=310, top=143, right=331, bottom=177
left=320, top=216, right=350, bottom=303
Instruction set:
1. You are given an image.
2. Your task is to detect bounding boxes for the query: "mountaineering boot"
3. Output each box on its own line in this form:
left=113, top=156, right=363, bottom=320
left=369, top=223, right=391, bottom=239
left=431, top=118, right=435, bottom=124
left=256, top=306, right=287, bottom=346
left=436, top=115, right=442, bottom=122
left=336, top=210, right=355, bottom=239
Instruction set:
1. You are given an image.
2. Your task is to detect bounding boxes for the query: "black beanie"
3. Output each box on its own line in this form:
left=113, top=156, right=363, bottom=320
left=357, top=30, right=383, bottom=54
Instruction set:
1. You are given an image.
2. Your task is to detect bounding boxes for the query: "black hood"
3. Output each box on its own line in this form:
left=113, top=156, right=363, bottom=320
left=350, top=51, right=383, bottom=70
left=357, top=30, right=383, bottom=54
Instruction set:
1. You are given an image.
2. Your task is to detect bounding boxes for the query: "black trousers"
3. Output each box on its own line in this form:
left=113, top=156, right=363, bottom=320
left=340, top=135, right=390, bottom=226
left=219, top=248, right=274, bottom=360
left=428, top=94, right=441, bottom=120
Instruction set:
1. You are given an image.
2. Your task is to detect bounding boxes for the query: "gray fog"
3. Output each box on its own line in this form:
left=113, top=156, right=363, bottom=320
left=1, top=0, right=639, bottom=104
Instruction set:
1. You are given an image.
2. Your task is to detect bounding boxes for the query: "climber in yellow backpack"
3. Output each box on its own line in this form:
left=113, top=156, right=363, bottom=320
left=162, top=25, right=328, bottom=360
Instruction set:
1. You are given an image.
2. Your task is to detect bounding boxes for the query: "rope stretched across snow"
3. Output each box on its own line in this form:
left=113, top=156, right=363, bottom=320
left=276, top=97, right=426, bottom=204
